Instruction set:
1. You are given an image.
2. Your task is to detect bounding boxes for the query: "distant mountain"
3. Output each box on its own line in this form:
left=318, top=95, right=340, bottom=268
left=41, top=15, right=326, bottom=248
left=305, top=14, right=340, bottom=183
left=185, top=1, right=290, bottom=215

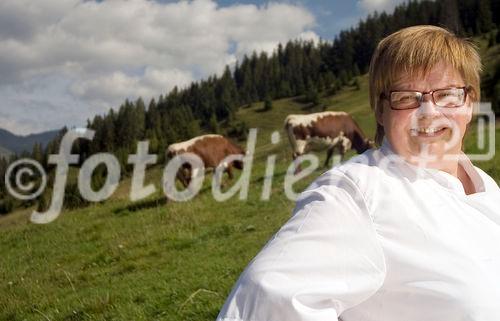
left=0, top=128, right=60, bottom=155
left=0, top=145, right=12, bottom=160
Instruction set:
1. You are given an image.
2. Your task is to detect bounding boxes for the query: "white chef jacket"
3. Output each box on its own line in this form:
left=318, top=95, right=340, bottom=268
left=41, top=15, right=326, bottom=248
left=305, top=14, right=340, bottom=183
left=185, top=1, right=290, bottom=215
left=216, top=139, right=500, bottom=321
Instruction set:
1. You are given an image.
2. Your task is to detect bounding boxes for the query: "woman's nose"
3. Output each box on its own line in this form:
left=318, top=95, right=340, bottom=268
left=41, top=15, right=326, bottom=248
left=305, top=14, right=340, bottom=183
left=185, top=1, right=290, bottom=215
left=416, top=94, right=440, bottom=118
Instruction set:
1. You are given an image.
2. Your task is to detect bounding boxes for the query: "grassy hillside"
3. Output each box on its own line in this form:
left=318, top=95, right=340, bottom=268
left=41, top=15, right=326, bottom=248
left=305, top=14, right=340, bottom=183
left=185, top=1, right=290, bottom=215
left=1, top=72, right=499, bottom=321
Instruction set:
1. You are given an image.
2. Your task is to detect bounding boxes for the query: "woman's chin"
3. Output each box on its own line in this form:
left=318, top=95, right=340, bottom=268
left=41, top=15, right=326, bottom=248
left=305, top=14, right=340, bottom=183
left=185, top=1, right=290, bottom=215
left=402, top=142, right=447, bottom=164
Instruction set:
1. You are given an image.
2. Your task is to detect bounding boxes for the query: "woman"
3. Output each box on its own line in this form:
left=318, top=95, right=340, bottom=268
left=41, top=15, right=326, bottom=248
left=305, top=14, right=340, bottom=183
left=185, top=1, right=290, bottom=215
left=216, top=25, right=500, bottom=321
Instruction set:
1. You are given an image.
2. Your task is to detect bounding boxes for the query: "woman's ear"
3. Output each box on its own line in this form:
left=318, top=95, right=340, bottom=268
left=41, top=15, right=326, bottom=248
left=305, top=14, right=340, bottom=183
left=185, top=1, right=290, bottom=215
left=375, top=102, right=385, bottom=126
left=465, top=97, right=474, bottom=124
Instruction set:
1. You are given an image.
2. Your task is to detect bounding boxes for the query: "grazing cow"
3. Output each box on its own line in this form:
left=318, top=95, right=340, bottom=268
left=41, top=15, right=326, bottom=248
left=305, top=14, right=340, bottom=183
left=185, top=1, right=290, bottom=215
left=284, top=111, right=374, bottom=170
left=166, top=134, right=245, bottom=187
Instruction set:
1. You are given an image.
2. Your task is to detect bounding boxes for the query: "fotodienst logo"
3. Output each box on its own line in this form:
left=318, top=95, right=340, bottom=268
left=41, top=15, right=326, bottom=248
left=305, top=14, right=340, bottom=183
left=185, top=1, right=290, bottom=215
left=4, top=103, right=496, bottom=224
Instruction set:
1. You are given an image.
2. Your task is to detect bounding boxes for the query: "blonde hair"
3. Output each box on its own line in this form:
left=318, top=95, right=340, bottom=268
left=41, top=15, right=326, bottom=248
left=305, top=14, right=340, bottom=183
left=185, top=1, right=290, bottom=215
left=368, top=25, right=482, bottom=145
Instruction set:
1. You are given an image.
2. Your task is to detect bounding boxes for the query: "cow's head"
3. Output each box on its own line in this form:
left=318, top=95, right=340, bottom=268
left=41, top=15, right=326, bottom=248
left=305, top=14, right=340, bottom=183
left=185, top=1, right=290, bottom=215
left=355, top=138, right=375, bottom=154
left=231, top=159, right=242, bottom=170
left=231, top=149, right=247, bottom=170
left=361, top=138, right=375, bottom=152
left=176, top=164, right=192, bottom=188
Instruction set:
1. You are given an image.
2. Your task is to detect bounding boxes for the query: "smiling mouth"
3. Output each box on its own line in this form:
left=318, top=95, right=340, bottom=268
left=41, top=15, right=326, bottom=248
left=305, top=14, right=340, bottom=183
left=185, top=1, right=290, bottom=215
left=410, top=126, right=449, bottom=137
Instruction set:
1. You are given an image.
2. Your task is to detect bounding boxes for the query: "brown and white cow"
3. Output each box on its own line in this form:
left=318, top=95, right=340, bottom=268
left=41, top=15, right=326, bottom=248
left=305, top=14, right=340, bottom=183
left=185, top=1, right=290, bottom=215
left=166, top=134, right=245, bottom=187
left=284, top=111, right=374, bottom=169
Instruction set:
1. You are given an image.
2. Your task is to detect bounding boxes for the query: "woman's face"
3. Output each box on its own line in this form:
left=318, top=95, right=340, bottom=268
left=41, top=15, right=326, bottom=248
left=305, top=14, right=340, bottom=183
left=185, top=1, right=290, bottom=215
left=377, top=62, right=473, bottom=167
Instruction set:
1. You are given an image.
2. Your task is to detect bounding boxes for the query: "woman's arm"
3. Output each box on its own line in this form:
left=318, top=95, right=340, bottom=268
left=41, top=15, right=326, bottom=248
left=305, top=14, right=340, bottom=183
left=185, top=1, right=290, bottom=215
left=216, top=172, right=386, bottom=321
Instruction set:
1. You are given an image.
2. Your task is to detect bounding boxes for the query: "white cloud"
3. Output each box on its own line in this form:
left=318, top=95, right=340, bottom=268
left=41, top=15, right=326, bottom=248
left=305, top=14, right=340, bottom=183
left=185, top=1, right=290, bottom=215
left=69, top=67, right=193, bottom=108
left=0, top=0, right=317, bottom=135
left=357, top=0, right=407, bottom=13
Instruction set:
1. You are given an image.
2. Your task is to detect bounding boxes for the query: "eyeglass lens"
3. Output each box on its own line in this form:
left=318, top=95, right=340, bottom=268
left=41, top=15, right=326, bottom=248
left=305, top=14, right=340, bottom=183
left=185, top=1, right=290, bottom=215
left=390, top=88, right=466, bottom=109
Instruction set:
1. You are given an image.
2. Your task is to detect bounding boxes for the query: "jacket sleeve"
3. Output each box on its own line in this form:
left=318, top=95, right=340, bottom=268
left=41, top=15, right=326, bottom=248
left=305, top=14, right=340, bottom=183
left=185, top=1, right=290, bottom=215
left=216, top=172, right=386, bottom=321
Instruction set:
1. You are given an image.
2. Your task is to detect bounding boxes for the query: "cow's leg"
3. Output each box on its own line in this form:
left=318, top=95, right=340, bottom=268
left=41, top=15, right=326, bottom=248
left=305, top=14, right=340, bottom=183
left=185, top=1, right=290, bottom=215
left=339, top=148, right=345, bottom=163
left=175, top=169, right=184, bottom=187
left=219, top=163, right=234, bottom=189
left=324, top=145, right=335, bottom=168
left=177, top=166, right=191, bottom=188
left=340, top=137, right=352, bottom=162
left=293, top=152, right=303, bottom=174
left=226, top=163, right=234, bottom=180
left=293, top=140, right=308, bottom=174
left=212, top=164, right=226, bottom=189
left=213, top=168, right=222, bottom=189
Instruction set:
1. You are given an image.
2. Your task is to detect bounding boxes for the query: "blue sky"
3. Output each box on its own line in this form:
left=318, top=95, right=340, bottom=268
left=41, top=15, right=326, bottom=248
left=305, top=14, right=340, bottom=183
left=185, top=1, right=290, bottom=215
left=202, top=1, right=357, bottom=39
left=169, top=0, right=401, bottom=39
left=0, top=0, right=405, bottom=135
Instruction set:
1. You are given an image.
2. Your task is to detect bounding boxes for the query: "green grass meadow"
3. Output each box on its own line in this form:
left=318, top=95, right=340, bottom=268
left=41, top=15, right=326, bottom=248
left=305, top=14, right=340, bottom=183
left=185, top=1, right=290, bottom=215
left=1, top=72, right=499, bottom=321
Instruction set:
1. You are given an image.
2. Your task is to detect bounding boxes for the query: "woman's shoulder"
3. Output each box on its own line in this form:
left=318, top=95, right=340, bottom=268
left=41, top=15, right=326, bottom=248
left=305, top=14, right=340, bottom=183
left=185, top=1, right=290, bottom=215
left=323, top=148, right=387, bottom=191
left=299, top=148, right=387, bottom=213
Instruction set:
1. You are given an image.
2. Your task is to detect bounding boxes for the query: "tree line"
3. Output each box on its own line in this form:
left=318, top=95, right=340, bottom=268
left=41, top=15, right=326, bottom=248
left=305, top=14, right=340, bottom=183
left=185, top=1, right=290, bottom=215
left=1, top=0, right=499, bottom=214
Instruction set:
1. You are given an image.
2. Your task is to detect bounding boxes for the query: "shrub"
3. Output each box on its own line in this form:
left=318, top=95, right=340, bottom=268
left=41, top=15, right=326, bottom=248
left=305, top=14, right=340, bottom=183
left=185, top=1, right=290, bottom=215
left=263, top=98, right=273, bottom=111
left=305, top=88, right=320, bottom=106
left=0, top=197, right=14, bottom=215
left=226, top=120, right=249, bottom=141
left=64, top=183, right=89, bottom=210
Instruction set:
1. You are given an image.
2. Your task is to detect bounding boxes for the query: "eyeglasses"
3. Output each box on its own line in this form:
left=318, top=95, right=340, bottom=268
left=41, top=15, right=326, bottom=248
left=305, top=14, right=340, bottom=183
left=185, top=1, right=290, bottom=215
left=381, top=86, right=469, bottom=110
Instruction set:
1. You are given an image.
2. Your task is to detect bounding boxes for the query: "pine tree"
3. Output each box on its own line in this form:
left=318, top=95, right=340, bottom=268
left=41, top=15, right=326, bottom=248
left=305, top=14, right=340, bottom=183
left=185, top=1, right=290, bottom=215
left=488, top=31, right=496, bottom=46
left=339, top=70, right=349, bottom=86
left=36, top=191, right=49, bottom=212
left=0, top=157, right=7, bottom=196
left=493, top=82, right=500, bottom=114
left=263, top=97, right=273, bottom=111
left=323, top=71, right=335, bottom=89
left=215, top=66, right=238, bottom=121
left=31, top=142, right=43, bottom=164
left=134, top=97, right=146, bottom=140
left=305, top=87, right=320, bottom=106
left=353, top=64, right=360, bottom=77
left=354, top=78, right=361, bottom=90
left=101, top=109, right=116, bottom=152
left=209, top=114, right=220, bottom=134
left=477, top=0, right=493, bottom=33
left=492, top=0, right=500, bottom=27
left=187, top=119, right=201, bottom=138
left=279, top=80, right=292, bottom=97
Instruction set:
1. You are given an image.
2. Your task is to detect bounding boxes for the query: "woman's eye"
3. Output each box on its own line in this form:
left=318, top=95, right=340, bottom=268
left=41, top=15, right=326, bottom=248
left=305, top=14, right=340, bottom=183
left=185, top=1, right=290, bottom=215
left=397, top=95, right=414, bottom=102
left=437, top=92, right=453, bottom=98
